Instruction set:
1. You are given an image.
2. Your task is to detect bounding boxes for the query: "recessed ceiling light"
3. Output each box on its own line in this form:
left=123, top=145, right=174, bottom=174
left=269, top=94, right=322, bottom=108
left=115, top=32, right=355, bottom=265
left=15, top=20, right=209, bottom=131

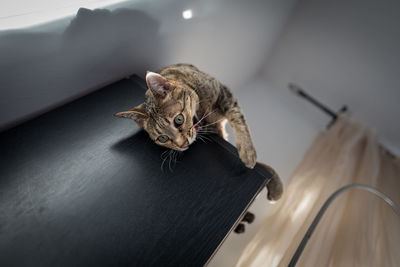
left=182, top=9, right=192, bottom=20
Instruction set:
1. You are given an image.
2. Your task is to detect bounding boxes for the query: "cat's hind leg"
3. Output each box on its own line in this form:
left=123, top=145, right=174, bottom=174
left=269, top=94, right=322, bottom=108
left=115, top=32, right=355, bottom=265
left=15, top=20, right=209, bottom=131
left=258, top=162, right=283, bottom=201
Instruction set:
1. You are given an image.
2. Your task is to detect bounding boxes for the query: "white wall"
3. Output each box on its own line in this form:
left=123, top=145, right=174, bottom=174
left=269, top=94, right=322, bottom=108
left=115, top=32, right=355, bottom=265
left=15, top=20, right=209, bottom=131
left=264, top=0, right=400, bottom=155
left=0, top=0, right=297, bottom=130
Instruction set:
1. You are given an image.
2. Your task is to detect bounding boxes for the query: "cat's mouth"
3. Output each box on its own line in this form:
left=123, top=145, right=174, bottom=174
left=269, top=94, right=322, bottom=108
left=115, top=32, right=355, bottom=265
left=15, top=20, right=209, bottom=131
left=193, top=116, right=200, bottom=134
left=194, top=124, right=200, bottom=133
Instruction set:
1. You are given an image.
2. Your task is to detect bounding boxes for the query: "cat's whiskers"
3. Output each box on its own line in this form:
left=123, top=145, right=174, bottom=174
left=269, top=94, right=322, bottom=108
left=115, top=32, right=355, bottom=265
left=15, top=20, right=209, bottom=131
left=199, top=110, right=216, bottom=122
left=196, top=131, right=213, bottom=143
left=171, top=150, right=177, bottom=168
left=174, top=151, right=180, bottom=166
left=189, top=88, right=198, bottom=98
left=199, top=118, right=224, bottom=129
left=168, top=150, right=174, bottom=172
left=197, top=132, right=215, bottom=138
left=160, top=149, right=171, bottom=171
left=193, top=111, right=208, bottom=127
left=198, top=129, right=217, bottom=134
left=191, top=109, right=216, bottom=130
left=197, top=136, right=211, bottom=144
left=196, top=135, right=207, bottom=143
left=160, top=149, right=182, bottom=172
left=161, top=150, right=169, bottom=158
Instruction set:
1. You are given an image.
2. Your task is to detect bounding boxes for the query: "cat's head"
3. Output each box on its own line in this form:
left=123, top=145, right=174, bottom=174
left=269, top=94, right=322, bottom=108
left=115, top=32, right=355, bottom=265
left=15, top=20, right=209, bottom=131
left=115, top=72, right=200, bottom=151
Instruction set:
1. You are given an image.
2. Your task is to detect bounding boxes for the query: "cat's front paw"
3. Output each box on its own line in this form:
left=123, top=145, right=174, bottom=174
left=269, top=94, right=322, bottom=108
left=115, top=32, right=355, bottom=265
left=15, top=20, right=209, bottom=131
left=237, top=142, right=257, bottom=168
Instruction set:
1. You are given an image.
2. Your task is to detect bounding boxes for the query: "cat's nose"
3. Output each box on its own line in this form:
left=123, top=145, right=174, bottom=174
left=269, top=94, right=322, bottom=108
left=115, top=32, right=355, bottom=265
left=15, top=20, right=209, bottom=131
left=182, top=140, right=189, bottom=148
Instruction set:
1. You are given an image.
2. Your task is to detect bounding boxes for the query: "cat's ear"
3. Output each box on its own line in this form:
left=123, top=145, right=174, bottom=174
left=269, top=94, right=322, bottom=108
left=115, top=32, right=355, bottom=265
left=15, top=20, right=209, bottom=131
left=114, top=104, right=148, bottom=127
left=146, top=71, right=173, bottom=98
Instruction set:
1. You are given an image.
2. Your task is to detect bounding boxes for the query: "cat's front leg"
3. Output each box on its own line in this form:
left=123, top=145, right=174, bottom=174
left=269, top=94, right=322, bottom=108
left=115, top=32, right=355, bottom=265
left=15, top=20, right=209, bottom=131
left=229, top=116, right=257, bottom=169
left=221, top=103, right=256, bottom=168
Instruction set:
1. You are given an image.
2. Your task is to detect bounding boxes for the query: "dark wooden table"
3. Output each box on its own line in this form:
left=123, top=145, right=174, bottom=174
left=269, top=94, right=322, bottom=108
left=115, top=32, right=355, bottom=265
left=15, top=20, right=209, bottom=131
left=0, top=76, right=271, bottom=267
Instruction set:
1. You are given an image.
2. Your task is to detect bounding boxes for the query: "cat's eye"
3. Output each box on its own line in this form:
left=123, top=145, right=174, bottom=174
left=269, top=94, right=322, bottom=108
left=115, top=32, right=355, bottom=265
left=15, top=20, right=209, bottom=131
left=157, top=135, right=169, bottom=143
left=174, top=114, right=184, bottom=126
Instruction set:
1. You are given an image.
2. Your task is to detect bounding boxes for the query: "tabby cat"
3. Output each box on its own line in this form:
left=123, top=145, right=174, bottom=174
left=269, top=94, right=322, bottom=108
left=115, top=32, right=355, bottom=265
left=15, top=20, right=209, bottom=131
left=115, top=64, right=282, bottom=201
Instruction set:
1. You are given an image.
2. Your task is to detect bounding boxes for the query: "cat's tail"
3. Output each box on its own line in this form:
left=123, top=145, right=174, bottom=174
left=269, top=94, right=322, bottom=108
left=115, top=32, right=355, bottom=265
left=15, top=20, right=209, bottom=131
left=257, top=162, right=283, bottom=202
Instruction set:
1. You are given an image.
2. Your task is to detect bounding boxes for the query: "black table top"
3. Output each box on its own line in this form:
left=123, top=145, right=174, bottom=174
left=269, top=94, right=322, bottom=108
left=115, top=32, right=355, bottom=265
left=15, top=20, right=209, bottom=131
left=0, top=76, right=271, bottom=267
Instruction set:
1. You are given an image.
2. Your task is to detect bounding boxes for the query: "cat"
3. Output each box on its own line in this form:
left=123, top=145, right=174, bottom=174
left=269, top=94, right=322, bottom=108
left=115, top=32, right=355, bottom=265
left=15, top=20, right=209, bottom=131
left=115, top=63, right=282, bottom=201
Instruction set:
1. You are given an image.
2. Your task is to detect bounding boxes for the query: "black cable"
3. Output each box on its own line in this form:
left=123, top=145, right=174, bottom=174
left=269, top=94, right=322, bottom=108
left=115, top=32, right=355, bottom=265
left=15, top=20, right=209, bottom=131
left=288, top=184, right=400, bottom=267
